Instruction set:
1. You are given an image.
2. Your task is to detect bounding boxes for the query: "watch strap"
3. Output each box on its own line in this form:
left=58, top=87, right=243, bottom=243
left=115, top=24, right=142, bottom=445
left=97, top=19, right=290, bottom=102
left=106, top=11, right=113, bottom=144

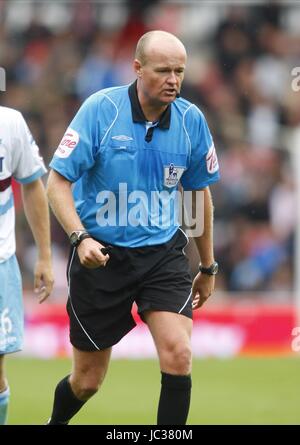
left=199, top=261, right=218, bottom=275
left=69, top=230, right=91, bottom=247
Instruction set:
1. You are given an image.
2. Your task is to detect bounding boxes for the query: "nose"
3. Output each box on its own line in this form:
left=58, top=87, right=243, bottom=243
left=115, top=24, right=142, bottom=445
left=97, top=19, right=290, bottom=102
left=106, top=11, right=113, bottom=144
left=167, top=71, right=177, bottom=85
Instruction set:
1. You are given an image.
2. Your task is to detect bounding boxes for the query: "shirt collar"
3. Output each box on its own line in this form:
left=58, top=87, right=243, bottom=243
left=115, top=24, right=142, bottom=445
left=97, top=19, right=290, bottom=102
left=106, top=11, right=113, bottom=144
left=128, top=80, right=171, bottom=129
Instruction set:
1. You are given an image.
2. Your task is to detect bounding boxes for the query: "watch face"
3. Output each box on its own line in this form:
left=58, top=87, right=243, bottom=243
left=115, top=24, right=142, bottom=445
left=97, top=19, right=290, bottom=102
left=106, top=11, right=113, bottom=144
left=211, top=262, right=219, bottom=274
left=70, top=232, right=79, bottom=246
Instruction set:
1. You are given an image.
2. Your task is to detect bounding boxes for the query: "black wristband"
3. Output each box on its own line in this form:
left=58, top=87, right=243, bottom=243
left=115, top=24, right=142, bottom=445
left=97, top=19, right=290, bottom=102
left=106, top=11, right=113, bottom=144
left=199, top=261, right=218, bottom=275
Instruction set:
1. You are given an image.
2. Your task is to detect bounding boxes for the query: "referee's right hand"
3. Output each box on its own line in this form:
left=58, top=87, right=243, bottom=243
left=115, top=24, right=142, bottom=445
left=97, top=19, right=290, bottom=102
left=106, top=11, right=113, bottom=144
left=77, top=238, right=110, bottom=269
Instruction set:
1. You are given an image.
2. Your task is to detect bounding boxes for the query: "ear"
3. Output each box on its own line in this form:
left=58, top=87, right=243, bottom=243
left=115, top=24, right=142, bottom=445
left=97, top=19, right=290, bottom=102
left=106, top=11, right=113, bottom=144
left=133, top=59, right=142, bottom=77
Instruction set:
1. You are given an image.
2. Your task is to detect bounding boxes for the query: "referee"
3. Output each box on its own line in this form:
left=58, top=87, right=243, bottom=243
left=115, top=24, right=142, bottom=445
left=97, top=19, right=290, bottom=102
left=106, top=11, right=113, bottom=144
left=46, top=30, right=220, bottom=425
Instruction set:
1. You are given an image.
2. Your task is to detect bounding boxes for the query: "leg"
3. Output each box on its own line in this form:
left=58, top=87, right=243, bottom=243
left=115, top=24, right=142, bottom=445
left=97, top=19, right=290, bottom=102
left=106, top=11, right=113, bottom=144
left=70, top=346, right=112, bottom=400
left=143, top=311, right=192, bottom=425
left=0, top=256, right=23, bottom=425
left=0, top=355, right=6, bottom=391
left=144, top=310, right=192, bottom=375
left=0, top=355, right=10, bottom=425
left=48, top=346, right=111, bottom=424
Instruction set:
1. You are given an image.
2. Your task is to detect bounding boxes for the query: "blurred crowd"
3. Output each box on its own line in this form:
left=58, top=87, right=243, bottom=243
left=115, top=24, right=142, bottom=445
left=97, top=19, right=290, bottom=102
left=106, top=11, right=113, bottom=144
left=1, top=0, right=299, bottom=297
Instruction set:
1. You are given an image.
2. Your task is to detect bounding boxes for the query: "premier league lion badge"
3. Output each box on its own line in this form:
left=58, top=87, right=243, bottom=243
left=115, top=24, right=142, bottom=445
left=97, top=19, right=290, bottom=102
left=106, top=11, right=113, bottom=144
left=164, top=163, right=185, bottom=188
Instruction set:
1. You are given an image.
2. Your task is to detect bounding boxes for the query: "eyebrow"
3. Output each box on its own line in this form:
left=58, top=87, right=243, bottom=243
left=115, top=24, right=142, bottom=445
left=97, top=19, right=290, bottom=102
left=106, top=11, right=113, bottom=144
left=154, top=66, right=185, bottom=71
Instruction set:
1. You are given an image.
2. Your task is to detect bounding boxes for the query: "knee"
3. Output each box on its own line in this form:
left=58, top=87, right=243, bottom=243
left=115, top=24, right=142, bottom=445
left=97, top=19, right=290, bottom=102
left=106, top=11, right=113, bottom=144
left=71, top=378, right=100, bottom=401
left=0, top=364, right=7, bottom=392
left=161, top=343, right=192, bottom=375
left=174, top=344, right=192, bottom=374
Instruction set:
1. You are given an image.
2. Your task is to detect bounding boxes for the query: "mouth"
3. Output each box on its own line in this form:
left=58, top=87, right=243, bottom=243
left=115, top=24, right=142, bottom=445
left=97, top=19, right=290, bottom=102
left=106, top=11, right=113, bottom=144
left=163, top=89, right=177, bottom=96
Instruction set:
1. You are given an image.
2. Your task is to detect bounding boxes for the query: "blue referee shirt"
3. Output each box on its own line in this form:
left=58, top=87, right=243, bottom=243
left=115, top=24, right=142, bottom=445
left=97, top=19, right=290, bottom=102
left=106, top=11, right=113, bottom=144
left=50, top=81, right=220, bottom=247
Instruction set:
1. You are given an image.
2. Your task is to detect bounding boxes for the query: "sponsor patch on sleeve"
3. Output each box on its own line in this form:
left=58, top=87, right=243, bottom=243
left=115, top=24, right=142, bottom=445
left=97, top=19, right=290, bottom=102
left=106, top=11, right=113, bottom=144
left=206, top=143, right=219, bottom=174
left=55, top=128, right=79, bottom=158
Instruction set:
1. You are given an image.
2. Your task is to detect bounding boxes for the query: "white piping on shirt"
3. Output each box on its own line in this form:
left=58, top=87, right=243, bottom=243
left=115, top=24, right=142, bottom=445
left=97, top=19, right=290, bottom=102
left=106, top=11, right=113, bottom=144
left=99, top=93, right=119, bottom=146
left=178, top=227, right=189, bottom=255
left=183, top=104, right=193, bottom=163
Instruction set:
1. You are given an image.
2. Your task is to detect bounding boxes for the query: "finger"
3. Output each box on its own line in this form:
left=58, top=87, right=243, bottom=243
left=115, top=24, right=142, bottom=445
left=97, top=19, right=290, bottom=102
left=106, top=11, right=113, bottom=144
left=34, top=274, right=42, bottom=293
left=93, top=255, right=109, bottom=267
left=91, top=248, right=109, bottom=264
left=96, top=253, right=110, bottom=267
left=38, top=287, right=49, bottom=304
left=192, top=296, right=199, bottom=304
left=82, top=257, right=107, bottom=268
left=82, top=260, right=100, bottom=269
left=44, top=277, right=54, bottom=295
left=191, top=286, right=199, bottom=298
left=102, top=254, right=110, bottom=266
left=192, top=297, right=200, bottom=309
left=192, top=291, right=200, bottom=305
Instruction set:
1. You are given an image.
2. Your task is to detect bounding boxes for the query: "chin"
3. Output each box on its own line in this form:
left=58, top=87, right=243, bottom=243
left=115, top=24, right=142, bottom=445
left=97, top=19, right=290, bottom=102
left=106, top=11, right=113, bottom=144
left=152, top=95, right=175, bottom=107
left=161, top=95, right=176, bottom=104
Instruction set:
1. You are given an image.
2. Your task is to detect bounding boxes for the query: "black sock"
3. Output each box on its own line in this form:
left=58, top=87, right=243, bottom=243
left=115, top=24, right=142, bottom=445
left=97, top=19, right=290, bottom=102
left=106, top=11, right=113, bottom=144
left=48, top=375, right=86, bottom=425
left=157, top=372, right=192, bottom=425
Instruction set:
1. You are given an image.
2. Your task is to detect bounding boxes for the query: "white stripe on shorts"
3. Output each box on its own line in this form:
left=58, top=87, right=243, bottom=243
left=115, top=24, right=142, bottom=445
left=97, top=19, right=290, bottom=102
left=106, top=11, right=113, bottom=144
left=178, top=289, right=192, bottom=314
left=67, top=247, right=100, bottom=350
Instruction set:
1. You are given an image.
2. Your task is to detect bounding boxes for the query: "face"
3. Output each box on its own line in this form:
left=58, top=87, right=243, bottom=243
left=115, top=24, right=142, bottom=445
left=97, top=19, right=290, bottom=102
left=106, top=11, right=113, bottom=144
left=135, top=43, right=186, bottom=108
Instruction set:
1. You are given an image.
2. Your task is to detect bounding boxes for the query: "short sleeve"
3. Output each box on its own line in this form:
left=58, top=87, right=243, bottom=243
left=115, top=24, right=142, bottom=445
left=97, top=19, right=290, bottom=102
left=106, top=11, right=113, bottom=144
left=12, top=112, right=47, bottom=183
left=49, top=94, right=99, bottom=182
left=180, top=106, right=220, bottom=190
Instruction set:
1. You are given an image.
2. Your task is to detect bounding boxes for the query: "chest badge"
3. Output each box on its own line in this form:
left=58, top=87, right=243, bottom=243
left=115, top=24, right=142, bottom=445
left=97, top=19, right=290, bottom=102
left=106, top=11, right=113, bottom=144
left=164, top=163, right=185, bottom=188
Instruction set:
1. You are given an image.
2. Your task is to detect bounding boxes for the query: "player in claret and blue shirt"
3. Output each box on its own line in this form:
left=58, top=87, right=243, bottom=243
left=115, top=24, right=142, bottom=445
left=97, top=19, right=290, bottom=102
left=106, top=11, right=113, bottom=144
left=0, top=106, right=53, bottom=424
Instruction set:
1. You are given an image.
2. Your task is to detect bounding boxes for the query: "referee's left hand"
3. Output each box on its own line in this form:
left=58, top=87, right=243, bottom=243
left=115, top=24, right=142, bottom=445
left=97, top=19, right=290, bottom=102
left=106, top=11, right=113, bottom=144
left=191, top=272, right=215, bottom=309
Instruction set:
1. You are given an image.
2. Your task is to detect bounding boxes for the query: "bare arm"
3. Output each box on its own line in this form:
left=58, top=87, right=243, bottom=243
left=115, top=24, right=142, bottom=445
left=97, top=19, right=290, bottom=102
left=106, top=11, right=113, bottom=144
left=191, top=187, right=216, bottom=309
left=46, top=169, right=109, bottom=268
left=193, top=187, right=214, bottom=266
left=22, top=178, right=54, bottom=303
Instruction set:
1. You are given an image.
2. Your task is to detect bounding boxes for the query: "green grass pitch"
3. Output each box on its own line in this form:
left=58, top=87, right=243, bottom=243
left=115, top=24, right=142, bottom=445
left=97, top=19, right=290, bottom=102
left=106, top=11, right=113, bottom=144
left=5, top=356, right=300, bottom=425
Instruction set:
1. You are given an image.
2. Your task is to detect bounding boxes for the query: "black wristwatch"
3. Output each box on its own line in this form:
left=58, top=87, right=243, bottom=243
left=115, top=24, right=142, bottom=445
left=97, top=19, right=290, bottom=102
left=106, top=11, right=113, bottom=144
left=69, top=230, right=91, bottom=247
left=199, top=261, right=219, bottom=275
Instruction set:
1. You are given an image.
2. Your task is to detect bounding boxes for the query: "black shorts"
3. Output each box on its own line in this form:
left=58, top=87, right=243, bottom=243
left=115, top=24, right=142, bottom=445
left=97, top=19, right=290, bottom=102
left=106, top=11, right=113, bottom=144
left=66, top=229, right=192, bottom=351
